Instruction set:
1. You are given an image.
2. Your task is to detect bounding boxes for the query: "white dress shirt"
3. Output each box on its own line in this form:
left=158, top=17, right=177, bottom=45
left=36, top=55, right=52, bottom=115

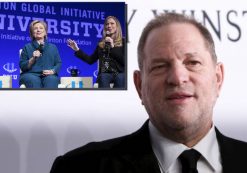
left=149, top=121, right=223, bottom=173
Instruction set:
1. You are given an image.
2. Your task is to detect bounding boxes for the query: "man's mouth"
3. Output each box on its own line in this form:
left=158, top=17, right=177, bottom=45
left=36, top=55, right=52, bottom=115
left=166, top=92, right=194, bottom=103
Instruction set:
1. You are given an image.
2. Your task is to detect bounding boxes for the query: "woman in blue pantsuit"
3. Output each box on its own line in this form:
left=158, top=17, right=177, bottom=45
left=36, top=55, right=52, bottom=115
left=19, top=20, right=62, bottom=88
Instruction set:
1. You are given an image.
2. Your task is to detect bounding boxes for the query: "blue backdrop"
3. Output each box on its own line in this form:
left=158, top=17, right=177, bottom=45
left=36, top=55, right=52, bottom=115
left=0, top=2, right=126, bottom=88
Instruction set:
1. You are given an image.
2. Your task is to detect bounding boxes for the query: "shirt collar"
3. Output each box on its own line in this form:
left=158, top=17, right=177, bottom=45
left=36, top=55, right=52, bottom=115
left=149, top=121, right=221, bottom=172
left=149, top=121, right=187, bottom=172
left=193, top=125, right=222, bottom=171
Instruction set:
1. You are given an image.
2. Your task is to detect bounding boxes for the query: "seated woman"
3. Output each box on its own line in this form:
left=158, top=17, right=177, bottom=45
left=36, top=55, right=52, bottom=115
left=67, top=16, right=125, bottom=88
left=19, top=20, right=62, bottom=88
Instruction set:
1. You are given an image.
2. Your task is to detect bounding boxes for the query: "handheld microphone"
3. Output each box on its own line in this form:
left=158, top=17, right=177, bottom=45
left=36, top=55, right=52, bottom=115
left=105, top=31, right=111, bottom=48
left=37, top=43, right=44, bottom=54
left=105, top=31, right=111, bottom=37
left=34, top=43, right=44, bottom=59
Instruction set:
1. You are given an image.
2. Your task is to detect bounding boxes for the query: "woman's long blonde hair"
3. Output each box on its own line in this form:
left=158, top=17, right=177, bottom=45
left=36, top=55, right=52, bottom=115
left=99, top=16, right=123, bottom=48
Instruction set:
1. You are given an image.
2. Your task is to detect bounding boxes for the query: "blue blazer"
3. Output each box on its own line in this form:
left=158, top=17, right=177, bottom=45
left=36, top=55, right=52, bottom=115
left=50, top=120, right=247, bottom=173
left=20, top=40, right=62, bottom=74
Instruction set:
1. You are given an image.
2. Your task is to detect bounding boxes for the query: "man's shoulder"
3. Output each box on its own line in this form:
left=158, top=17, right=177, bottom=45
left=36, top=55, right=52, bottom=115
left=65, top=121, right=149, bottom=157
left=50, top=121, right=157, bottom=173
left=216, top=128, right=247, bottom=171
left=219, top=132, right=247, bottom=150
left=216, top=127, right=247, bottom=147
left=50, top=135, right=136, bottom=173
left=65, top=134, right=133, bottom=158
left=63, top=122, right=149, bottom=160
left=216, top=127, right=247, bottom=157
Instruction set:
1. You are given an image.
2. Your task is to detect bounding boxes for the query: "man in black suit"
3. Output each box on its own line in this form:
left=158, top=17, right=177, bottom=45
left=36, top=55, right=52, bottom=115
left=50, top=13, right=247, bottom=173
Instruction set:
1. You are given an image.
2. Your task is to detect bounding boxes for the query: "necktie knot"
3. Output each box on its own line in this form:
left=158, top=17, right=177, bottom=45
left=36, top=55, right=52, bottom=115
left=179, top=149, right=201, bottom=173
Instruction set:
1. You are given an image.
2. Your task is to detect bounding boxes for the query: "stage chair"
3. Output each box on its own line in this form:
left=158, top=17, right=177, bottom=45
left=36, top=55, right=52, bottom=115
left=0, top=76, right=12, bottom=88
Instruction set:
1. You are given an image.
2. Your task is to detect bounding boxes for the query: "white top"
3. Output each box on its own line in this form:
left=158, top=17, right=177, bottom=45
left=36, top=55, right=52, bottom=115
left=149, top=121, right=223, bottom=173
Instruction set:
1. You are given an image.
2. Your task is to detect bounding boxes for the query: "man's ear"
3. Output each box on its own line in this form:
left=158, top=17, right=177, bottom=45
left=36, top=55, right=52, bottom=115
left=216, top=62, right=224, bottom=97
left=133, top=70, right=143, bottom=104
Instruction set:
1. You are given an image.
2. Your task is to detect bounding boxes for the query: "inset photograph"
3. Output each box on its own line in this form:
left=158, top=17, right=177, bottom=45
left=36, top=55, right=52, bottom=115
left=0, top=2, right=127, bottom=89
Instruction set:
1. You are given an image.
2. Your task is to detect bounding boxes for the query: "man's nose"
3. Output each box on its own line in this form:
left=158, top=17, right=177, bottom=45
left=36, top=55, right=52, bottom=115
left=166, top=64, right=189, bottom=86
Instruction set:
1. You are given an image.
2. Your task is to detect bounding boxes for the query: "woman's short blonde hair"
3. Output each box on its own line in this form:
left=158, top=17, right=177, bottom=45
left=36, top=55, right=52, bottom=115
left=29, top=20, right=48, bottom=40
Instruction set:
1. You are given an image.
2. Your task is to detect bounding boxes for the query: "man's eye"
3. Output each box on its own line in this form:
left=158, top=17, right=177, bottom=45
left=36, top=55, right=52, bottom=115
left=188, top=61, right=201, bottom=66
left=186, top=60, right=203, bottom=71
left=155, top=65, right=165, bottom=69
left=150, top=63, right=169, bottom=73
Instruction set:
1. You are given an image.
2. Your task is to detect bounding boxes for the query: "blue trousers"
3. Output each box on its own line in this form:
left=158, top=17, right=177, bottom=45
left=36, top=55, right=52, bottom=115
left=20, top=73, right=59, bottom=88
left=98, top=72, right=125, bottom=88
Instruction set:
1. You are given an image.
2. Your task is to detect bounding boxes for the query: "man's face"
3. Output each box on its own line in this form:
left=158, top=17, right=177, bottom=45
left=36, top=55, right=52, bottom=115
left=134, top=23, right=224, bottom=137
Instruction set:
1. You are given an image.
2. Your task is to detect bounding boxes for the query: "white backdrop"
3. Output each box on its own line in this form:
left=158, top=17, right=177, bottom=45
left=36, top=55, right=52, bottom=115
left=1, top=0, right=247, bottom=173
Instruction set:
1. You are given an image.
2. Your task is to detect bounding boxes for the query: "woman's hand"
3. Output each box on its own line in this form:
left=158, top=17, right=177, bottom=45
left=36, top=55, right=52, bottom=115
left=32, top=50, right=42, bottom=59
left=67, top=39, right=79, bottom=51
left=105, top=37, right=114, bottom=48
left=42, top=70, right=55, bottom=76
left=28, top=50, right=42, bottom=68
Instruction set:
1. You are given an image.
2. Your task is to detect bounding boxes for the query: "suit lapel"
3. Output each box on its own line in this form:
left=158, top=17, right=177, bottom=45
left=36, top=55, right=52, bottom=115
left=215, top=127, right=247, bottom=173
left=120, top=120, right=161, bottom=173
left=215, top=128, right=232, bottom=173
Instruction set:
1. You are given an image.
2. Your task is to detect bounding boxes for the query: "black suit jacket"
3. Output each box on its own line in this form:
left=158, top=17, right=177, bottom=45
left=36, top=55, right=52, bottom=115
left=50, top=120, right=247, bottom=173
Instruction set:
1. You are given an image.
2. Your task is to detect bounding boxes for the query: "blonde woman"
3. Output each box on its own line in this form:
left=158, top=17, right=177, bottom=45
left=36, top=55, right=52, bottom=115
left=67, top=16, right=125, bottom=88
